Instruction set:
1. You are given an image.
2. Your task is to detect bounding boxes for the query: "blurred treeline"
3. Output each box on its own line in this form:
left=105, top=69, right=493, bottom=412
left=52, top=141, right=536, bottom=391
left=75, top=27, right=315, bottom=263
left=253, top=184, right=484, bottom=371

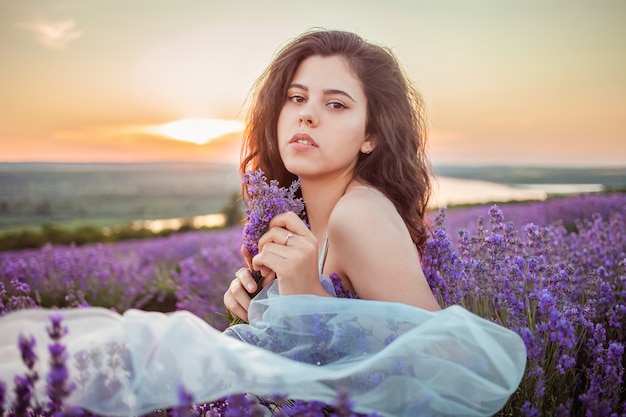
left=0, top=163, right=244, bottom=251
left=0, top=192, right=244, bottom=252
left=2, top=163, right=625, bottom=252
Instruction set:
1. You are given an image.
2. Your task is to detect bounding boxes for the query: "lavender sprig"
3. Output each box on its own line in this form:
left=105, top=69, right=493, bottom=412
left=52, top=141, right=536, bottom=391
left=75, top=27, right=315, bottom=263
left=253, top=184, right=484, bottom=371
left=45, top=314, right=74, bottom=414
left=229, top=170, right=305, bottom=325
left=0, top=380, right=5, bottom=416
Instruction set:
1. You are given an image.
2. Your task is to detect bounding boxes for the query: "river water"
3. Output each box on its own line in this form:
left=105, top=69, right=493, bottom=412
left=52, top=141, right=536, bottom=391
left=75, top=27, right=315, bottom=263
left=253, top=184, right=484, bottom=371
left=133, top=176, right=606, bottom=233
left=430, top=176, right=603, bottom=208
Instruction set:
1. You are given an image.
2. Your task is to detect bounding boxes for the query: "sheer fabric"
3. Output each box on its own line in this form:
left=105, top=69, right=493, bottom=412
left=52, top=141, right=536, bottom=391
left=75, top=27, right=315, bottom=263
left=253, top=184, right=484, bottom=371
left=0, top=278, right=526, bottom=417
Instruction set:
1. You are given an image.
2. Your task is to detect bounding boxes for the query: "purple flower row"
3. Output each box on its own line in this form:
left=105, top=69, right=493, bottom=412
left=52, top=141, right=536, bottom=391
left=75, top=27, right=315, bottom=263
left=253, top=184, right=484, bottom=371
left=1, top=192, right=624, bottom=415
left=1, top=227, right=243, bottom=327
left=422, top=194, right=625, bottom=416
left=440, top=192, right=626, bottom=241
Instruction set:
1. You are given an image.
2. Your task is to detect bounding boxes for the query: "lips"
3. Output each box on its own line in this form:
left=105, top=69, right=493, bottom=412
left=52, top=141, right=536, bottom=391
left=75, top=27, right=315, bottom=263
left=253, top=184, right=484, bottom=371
left=289, top=132, right=318, bottom=147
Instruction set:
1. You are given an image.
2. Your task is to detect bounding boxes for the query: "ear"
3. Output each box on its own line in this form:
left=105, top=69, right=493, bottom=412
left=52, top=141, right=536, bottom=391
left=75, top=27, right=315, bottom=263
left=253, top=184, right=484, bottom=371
left=360, top=135, right=376, bottom=155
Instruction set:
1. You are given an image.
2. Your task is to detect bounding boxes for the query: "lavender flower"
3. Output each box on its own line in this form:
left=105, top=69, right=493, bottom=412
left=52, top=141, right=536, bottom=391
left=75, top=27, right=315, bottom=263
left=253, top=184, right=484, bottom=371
left=230, top=170, right=305, bottom=325
left=174, top=242, right=242, bottom=330
left=169, top=383, right=196, bottom=417
left=0, top=380, right=5, bottom=416
left=0, top=192, right=624, bottom=415
left=12, top=374, right=33, bottom=417
left=241, top=170, right=305, bottom=258
left=18, top=333, right=38, bottom=373
left=423, top=197, right=625, bottom=416
left=46, top=314, right=74, bottom=413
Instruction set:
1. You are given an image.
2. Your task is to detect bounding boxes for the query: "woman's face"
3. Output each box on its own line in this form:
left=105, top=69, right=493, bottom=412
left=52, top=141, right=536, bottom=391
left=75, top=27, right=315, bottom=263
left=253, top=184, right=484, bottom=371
left=277, top=55, right=373, bottom=181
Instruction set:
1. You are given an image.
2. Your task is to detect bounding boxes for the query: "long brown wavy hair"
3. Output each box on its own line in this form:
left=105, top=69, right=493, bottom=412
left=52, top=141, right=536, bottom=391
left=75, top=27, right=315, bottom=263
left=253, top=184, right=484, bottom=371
left=240, top=29, right=433, bottom=252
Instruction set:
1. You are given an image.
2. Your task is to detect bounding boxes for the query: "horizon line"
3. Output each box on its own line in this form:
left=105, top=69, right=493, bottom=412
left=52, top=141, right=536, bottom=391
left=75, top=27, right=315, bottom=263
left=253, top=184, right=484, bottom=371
left=1, top=161, right=625, bottom=170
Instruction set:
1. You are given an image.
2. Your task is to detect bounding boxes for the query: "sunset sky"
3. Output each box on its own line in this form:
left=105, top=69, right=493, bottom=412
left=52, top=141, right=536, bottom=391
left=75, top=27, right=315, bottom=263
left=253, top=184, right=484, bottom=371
left=1, top=0, right=624, bottom=166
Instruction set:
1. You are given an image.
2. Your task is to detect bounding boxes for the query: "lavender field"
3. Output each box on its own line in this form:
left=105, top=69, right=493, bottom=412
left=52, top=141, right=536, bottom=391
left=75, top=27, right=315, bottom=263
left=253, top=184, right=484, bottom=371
left=0, top=193, right=624, bottom=416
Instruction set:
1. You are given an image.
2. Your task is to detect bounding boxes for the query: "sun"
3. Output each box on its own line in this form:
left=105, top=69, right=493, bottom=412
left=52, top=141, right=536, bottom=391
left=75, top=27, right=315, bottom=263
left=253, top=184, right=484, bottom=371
left=145, top=118, right=244, bottom=145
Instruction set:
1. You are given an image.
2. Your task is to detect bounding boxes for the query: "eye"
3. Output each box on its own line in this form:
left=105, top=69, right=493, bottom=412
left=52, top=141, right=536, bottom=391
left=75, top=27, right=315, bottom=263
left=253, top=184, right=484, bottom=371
left=328, top=101, right=347, bottom=110
left=288, top=94, right=306, bottom=104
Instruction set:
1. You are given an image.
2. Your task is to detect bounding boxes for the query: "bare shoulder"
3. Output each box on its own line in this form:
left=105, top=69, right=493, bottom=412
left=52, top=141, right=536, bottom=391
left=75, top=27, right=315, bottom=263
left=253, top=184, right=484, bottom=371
left=325, top=185, right=440, bottom=310
left=327, top=186, right=415, bottom=266
left=328, top=186, right=403, bottom=237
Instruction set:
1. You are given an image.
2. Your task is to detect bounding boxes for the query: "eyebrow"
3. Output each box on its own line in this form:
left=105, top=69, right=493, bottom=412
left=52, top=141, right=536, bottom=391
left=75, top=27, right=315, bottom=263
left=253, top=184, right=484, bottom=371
left=288, top=83, right=356, bottom=103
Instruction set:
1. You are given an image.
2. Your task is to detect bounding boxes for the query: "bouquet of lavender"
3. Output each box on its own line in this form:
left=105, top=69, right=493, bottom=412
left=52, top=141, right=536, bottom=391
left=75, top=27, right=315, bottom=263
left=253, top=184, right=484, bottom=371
left=228, top=170, right=305, bottom=325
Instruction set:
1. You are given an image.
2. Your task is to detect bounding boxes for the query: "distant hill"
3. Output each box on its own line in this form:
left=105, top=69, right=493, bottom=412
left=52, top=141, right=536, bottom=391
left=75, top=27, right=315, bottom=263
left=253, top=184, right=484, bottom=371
left=1, top=163, right=624, bottom=234
left=434, top=165, right=626, bottom=189
left=0, top=162, right=240, bottom=232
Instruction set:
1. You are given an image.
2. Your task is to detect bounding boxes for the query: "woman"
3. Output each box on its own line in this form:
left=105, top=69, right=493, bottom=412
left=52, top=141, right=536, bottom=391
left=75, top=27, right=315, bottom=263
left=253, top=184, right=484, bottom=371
left=224, top=29, right=441, bottom=322
left=219, top=30, right=525, bottom=416
left=0, top=30, right=526, bottom=417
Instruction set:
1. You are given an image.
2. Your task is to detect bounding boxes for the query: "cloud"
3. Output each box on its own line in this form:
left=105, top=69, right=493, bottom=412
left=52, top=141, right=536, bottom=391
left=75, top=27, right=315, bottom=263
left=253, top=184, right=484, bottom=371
left=17, top=19, right=83, bottom=50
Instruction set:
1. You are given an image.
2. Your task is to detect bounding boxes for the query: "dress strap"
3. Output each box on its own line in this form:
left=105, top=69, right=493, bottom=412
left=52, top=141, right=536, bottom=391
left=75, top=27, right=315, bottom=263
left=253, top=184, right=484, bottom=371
left=318, top=233, right=329, bottom=275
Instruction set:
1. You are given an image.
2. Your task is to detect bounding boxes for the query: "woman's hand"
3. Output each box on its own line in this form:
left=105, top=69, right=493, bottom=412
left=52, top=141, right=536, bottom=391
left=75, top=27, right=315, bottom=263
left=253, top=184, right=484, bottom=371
left=253, top=212, right=327, bottom=296
left=224, top=211, right=328, bottom=323
left=223, top=247, right=272, bottom=323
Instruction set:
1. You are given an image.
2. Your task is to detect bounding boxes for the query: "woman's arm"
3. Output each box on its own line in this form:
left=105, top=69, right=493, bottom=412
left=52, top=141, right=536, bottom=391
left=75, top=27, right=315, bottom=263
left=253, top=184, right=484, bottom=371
left=327, top=188, right=441, bottom=311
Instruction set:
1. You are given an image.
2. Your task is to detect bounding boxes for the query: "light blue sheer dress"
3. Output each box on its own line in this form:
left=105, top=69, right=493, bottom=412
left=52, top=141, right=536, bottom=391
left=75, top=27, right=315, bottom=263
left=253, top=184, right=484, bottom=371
left=0, top=268, right=526, bottom=416
left=0, top=203, right=527, bottom=416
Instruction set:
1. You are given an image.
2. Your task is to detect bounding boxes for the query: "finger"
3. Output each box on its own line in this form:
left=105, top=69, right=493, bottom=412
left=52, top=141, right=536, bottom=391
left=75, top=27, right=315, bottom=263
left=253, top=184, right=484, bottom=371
left=224, top=279, right=250, bottom=322
left=258, top=227, right=298, bottom=251
left=235, top=266, right=257, bottom=293
left=231, top=277, right=252, bottom=309
left=252, top=244, right=293, bottom=277
left=269, top=211, right=310, bottom=235
left=261, top=271, right=276, bottom=287
left=255, top=263, right=274, bottom=280
left=241, top=246, right=253, bottom=269
left=224, top=293, right=248, bottom=323
left=257, top=211, right=312, bottom=250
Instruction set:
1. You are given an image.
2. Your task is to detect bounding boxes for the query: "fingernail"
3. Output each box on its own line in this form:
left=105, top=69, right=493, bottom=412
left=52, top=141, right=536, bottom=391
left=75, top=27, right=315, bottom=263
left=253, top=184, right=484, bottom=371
left=247, top=282, right=255, bottom=291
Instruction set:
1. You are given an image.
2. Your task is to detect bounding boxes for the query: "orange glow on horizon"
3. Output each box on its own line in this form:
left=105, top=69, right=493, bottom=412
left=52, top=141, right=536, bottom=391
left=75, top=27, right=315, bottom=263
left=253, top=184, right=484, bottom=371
left=142, top=118, right=244, bottom=145
left=0, top=124, right=244, bottom=163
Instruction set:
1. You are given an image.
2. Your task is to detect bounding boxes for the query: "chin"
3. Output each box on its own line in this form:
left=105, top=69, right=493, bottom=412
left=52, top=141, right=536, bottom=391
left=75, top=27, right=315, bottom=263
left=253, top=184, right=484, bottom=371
left=284, top=165, right=314, bottom=179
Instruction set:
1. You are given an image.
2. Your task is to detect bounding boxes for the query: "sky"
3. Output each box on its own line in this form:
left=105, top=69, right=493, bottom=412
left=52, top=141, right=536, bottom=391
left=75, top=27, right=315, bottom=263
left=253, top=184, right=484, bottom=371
left=1, top=0, right=625, bottom=167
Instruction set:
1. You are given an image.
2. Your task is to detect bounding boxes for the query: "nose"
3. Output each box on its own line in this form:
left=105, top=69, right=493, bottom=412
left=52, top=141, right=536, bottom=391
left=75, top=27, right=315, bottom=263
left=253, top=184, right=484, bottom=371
left=298, top=109, right=317, bottom=127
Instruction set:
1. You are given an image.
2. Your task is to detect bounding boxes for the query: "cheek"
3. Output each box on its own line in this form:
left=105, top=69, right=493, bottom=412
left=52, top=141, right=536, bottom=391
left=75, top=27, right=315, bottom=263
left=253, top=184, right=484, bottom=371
left=340, top=115, right=368, bottom=143
left=276, top=107, right=291, bottom=141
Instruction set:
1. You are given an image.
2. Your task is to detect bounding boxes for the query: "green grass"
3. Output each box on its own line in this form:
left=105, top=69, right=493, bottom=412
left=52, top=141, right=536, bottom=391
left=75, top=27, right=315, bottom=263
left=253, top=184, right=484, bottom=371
left=0, top=162, right=242, bottom=235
